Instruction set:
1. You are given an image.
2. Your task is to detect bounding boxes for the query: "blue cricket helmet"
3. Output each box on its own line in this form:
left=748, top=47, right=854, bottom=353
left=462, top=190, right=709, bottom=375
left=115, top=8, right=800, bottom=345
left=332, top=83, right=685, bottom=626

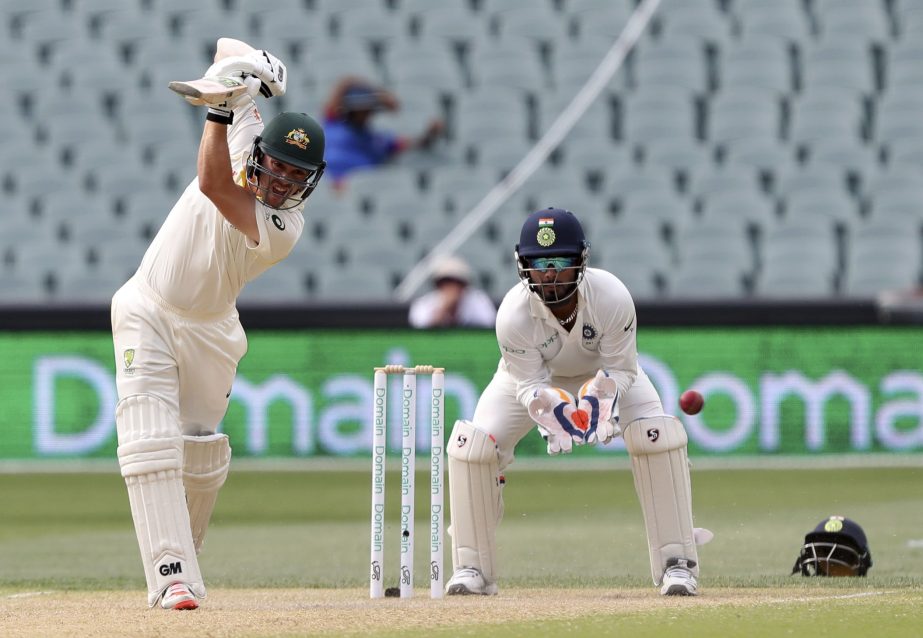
left=792, top=516, right=872, bottom=576
left=515, top=207, right=590, bottom=305
left=516, top=207, right=589, bottom=258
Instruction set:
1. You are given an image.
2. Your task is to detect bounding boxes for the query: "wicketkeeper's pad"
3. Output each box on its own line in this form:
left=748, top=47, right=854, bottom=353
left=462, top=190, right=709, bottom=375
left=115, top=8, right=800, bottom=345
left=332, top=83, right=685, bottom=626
left=447, top=420, right=503, bottom=583
left=183, top=433, right=231, bottom=554
left=116, top=394, right=205, bottom=606
left=622, top=415, right=700, bottom=585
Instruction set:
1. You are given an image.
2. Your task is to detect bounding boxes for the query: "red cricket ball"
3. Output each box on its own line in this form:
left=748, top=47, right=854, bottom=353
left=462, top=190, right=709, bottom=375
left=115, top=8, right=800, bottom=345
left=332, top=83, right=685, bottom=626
left=679, top=390, right=704, bottom=415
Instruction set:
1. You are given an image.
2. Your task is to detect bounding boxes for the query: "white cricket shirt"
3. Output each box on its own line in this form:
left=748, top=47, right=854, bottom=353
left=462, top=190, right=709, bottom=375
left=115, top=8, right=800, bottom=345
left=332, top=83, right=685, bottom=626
left=494, top=268, right=639, bottom=408
left=136, top=101, right=305, bottom=316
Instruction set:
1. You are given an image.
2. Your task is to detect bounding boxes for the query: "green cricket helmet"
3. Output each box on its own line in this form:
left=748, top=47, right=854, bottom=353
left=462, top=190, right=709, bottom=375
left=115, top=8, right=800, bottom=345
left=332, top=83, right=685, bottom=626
left=246, top=111, right=326, bottom=210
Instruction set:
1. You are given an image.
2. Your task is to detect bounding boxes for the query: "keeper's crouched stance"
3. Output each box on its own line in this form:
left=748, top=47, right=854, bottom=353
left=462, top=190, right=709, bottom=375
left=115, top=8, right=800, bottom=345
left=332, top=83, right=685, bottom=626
left=444, top=208, right=711, bottom=596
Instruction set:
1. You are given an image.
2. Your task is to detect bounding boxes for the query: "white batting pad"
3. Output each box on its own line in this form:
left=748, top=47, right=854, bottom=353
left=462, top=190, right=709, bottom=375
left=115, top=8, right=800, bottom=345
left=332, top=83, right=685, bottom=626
left=622, top=415, right=698, bottom=585
left=116, top=394, right=205, bottom=606
left=447, top=420, right=503, bottom=583
left=183, top=433, right=231, bottom=554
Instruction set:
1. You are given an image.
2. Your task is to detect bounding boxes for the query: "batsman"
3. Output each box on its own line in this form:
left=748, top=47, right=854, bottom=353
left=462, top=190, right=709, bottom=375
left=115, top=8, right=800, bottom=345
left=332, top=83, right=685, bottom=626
left=110, top=39, right=325, bottom=610
left=445, top=207, right=712, bottom=596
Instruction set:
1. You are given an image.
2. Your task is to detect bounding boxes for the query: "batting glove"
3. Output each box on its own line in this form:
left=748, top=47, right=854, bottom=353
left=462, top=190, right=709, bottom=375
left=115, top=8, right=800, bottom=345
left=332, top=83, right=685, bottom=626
left=206, top=49, right=286, bottom=99
left=527, top=387, right=586, bottom=455
left=577, top=370, right=620, bottom=445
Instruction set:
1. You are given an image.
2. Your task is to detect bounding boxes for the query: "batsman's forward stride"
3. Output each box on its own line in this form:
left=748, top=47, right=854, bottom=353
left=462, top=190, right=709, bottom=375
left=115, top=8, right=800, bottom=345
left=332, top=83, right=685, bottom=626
left=444, top=207, right=713, bottom=596
left=110, top=39, right=325, bottom=610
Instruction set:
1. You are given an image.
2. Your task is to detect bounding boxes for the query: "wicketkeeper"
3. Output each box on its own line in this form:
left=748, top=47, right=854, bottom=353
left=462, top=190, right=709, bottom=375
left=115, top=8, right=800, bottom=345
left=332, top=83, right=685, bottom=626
left=110, top=39, right=325, bottom=610
left=445, top=207, right=712, bottom=596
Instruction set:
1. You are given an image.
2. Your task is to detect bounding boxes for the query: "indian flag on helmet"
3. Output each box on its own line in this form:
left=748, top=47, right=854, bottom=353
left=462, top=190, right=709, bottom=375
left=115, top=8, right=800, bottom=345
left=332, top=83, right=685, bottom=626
left=538, top=217, right=554, bottom=226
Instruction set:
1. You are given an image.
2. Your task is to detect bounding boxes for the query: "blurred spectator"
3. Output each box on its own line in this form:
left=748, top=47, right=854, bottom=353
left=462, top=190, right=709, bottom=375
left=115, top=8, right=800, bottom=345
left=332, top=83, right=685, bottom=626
left=409, top=255, right=497, bottom=328
left=322, top=77, right=444, bottom=188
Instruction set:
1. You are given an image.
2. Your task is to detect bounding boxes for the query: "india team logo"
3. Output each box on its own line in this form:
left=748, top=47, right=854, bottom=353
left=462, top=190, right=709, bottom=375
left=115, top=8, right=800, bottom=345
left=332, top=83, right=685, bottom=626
left=536, top=217, right=556, bottom=247
left=284, top=128, right=310, bottom=150
left=824, top=517, right=845, bottom=533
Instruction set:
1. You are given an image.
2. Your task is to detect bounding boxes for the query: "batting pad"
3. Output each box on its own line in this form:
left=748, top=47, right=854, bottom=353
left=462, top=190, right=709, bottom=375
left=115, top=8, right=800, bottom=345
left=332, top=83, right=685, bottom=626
left=447, top=420, right=503, bottom=583
left=622, top=415, right=698, bottom=585
left=183, top=433, right=231, bottom=554
left=116, top=394, right=205, bottom=606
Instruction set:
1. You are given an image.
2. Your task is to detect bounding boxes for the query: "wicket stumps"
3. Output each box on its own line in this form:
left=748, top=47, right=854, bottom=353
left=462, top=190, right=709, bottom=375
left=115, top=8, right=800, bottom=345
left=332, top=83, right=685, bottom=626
left=370, top=365, right=445, bottom=599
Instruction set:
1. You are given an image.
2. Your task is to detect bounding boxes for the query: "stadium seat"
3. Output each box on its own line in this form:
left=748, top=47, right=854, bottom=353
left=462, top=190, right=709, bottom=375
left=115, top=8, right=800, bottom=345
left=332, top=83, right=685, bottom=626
left=537, top=91, right=615, bottom=143
left=570, top=2, right=633, bottom=40
left=842, top=218, right=922, bottom=297
left=756, top=218, right=840, bottom=298
left=237, top=263, right=311, bottom=305
left=0, top=271, right=50, bottom=304
left=656, top=2, right=732, bottom=49
left=787, top=89, right=865, bottom=145
left=754, top=262, right=837, bottom=298
left=631, top=35, right=710, bottom=95
left=332, top=5, right=405, bottom=46
left=411, top=5, right=488, bottom=45
left=782, top=189, right=857, bottom=232
left=814, top=2, right=891, bottom=47
left=689, top=163, right=762, bottom=202
left=699, top=189, right=778, bottom=235
left=800, top=41, right=877, bottom=95
left=383, top=38, right=464, bottom=93
left=620, top=86, right=697, bottom=144
left=722, top=136, right=795, bottom=177
left=551, top=39, right=630, bottom=95
left=718, top=34, right=794, bottom=94
left=706, top=86, right=782, bottom=145
left=467, top=36, right=549, bottom=93
left=805, top=137, right=880, bottom=192
left=454, top=89, right=532, bottom=143
left=667, top=259, right=748, bottom=299
left=560, top=137, right=635, bottom=182
left=735, top=2, right=813, bottom=43
left=493, top=6, right=569, bottom=47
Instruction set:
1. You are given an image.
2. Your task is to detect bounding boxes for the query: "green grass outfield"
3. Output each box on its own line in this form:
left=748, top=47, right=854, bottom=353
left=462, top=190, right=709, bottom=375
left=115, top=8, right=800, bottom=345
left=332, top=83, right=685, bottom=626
left=2, top=465, right=922, bottom=636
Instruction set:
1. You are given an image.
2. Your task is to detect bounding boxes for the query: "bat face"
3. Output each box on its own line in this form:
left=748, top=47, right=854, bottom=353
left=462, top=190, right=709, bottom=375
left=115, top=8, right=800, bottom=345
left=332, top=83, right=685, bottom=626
left=168, top=77, right=248, bottom=106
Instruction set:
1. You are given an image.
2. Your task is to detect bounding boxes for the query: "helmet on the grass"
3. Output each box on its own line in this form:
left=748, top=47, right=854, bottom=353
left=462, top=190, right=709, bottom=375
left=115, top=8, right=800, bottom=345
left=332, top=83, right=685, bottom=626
left=792, top=516, right=872, bottom=576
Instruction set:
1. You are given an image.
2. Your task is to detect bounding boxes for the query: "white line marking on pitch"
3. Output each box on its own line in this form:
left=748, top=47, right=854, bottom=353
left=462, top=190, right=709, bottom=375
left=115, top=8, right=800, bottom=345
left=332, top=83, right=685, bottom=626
left=5, top=591, right=56, bottom=599
left=771, top=591, right=894, bottom=604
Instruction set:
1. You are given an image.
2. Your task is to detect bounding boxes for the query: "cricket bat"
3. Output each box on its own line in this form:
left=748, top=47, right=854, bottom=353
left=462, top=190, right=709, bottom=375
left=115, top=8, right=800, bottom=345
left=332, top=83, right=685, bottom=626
left=168, top=76, right=249, bottom=106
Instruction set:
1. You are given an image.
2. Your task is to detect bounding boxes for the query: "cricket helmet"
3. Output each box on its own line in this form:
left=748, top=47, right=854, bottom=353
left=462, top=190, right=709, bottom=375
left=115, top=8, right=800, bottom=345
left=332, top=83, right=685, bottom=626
left=791, top=516, right=872, bottom=577
left=246, top=111, right=326, bottom=209
left=515, top=207, right=590, bottom=304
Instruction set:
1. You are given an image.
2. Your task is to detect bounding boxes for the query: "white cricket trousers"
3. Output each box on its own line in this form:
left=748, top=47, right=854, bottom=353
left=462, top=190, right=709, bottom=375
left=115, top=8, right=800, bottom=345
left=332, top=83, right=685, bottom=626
left=111, top=277, right=247, bottom=436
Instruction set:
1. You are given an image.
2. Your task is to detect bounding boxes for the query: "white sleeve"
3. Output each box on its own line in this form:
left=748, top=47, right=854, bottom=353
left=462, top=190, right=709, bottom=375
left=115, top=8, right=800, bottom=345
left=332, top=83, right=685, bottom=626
left=494, top=298, right=552, bottom=407
left=227, top=100, right=262, bottom=175
left=594, top=276, right=639, bottom=399
left=245, top=203, right=305, bottom=264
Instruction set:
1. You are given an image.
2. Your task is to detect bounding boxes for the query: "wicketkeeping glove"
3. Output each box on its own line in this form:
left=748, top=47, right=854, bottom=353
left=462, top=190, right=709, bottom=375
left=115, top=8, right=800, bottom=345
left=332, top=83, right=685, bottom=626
left=577, top=370, right=620, bottom=445
left=205, top=49, right=287, bottom=99
left=527, top=387, right=586, bottom=455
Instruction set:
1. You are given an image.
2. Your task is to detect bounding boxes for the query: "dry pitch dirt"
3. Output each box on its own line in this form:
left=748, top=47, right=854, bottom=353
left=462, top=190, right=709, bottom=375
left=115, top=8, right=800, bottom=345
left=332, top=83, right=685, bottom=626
left=0, top=587, right=891, bottom=638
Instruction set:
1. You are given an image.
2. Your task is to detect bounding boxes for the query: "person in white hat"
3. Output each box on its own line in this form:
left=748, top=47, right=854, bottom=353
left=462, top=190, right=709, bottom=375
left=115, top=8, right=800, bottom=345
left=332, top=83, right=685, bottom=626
left=408, top=255, right=496, bottom=328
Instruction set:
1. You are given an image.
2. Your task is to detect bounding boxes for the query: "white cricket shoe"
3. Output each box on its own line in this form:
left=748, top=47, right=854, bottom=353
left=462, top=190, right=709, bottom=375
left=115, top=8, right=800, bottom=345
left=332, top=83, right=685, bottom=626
left=160, top=582, right=199, bottom=610
left=660, top=558, right=698, bottom=596
left=445, top=567, right=499, bottom=596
